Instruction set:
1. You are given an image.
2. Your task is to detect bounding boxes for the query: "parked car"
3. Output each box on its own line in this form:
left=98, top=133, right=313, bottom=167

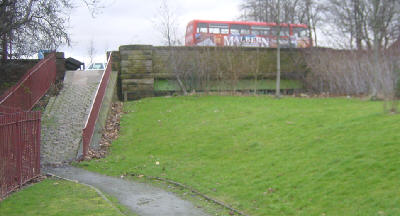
left=87, top=62, right=106, bottom=70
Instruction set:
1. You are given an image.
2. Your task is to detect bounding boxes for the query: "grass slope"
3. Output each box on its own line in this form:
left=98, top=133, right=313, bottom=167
left=80, top=96, right=400, bottom=216
left=0, top=179, right=128, bottom=216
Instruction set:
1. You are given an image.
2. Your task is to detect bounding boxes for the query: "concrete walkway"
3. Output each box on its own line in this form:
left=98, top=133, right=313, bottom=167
left=41, top=70, right=103, bottom=164
left=45, top=166, right=209, bottom=216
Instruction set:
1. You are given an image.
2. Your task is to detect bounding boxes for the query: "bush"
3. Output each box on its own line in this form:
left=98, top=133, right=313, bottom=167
left=304, top=48, right=400, bottom=97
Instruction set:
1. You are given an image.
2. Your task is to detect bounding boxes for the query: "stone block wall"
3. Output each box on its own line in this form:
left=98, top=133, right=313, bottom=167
left=115, top=45, right=308, bottom=100
left=119, top=45, right=154, bottom=101
left=152, top=46, right=306, bottom=80
left=55, top=52, right=66, bottom=83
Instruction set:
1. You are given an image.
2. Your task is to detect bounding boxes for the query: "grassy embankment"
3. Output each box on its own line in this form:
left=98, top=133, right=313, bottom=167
left=0, top=179, right=134, bottom=216
left=79, top=96, right=400, bottom=215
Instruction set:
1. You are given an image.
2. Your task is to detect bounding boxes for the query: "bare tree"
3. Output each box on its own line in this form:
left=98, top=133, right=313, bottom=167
left=155, top=0, right=180, bottom=46
left=241, top=0, right=305, bottom=97
left=304, top=48, right=399, bottom=112
left=240, top=0, right=304, bottom=23
left=303, top=0, right=324, bottom=46
left=325, top=0, right=400, bottom=100
left=154, top=0, right=188, bottom=94
left=0, top=0, right=105, bottom=62
left=275, top=0, right=281, bottom=98
left=326, top=0, right=400, bottom=50
left=87, top=39, right=96, bottom=65
left=238, top=0, right=327, bottom=47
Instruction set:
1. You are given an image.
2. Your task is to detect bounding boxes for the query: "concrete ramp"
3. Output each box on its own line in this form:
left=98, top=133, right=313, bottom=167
left=41, top=70, right=103, bottom=164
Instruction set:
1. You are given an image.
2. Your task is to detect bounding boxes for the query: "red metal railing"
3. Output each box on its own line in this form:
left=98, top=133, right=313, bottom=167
left=0, top=111, right=41, bottom=199
left=0, top=53, right=57, bottom=113
left=82, top=55, right=112, bottom=157
left=0, top=105, right=22, bottom=114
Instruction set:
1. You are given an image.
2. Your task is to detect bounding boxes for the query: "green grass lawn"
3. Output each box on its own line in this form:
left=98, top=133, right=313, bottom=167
left=0, top=179, right=130, bottom=216
left=154, top=79, right=302, bottom=91
left=79, top=96, right=400, bottom=216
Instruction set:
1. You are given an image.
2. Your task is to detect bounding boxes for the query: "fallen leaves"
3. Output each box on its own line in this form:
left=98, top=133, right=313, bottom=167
left=84, top=102, right=123, bottom=161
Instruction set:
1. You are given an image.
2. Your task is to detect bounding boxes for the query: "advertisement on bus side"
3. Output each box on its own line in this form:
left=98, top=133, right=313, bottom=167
left=195, top=33, right=308, bottom=48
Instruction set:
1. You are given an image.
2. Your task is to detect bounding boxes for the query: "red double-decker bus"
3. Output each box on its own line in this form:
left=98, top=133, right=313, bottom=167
left=185, top=20, right=311, bottom=48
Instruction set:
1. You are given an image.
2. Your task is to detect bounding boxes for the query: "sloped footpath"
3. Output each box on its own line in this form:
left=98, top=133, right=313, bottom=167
left=45, top=166, right=209, bottom=216
left=41, top=70, right=103, bottom=164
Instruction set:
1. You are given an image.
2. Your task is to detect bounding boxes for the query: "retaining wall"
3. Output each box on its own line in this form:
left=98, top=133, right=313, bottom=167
left=88, top=67, right=119, bottom=151
left=112, top=45, right=308, bottom=100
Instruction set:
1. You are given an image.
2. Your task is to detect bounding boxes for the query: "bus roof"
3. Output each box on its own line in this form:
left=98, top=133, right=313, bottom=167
left=189, top=20, right=308, bottom=28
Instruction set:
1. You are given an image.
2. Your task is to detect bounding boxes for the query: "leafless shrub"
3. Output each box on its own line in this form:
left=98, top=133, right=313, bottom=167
left=161, top=46, right=262, bottom=94
left=304, top=48, right=399, bottom=112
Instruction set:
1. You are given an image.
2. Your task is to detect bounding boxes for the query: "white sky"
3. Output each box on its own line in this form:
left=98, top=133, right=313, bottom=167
left=60, top=0, right=242, bottom=65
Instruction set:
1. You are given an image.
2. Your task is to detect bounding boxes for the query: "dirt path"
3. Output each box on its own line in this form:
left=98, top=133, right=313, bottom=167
left=44, top=166, right=209, bottom=216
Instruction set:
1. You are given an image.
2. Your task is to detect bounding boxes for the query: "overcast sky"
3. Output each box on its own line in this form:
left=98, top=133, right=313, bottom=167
left=61, top=0, right=242, bottom=64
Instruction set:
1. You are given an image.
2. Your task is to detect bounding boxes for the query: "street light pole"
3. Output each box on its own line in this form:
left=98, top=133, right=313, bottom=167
left=275, top=0, right=281, bottom=98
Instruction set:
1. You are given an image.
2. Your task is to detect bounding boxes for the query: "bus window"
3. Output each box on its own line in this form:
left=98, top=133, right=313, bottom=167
left=241, top=28, right=250, bottom=34
left=221, top=25, right=229, bottom=34
left=293, top=27, right=308, bottom=37
left=197, top=23, right=208, bottom=33
left=209, top=27, right=219, bottom=34
left=230, top=24, right=240, bottom=34
left=209, top=23, right=229, bottom=34
left=230, top=24, right=250, bottom=35
left=271, top=26, right=289, bottom=36
left=251, top=26, right=270, bottom=36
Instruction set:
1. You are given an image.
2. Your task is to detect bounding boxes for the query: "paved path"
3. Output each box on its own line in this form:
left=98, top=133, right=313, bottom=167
left=41, top=70, right=103, bottom=164
left=45, top=166, right=209, bottom=216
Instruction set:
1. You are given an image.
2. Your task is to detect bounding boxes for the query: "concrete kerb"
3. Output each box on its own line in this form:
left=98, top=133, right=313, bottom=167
left=128, top=173, right=249, bottom=216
